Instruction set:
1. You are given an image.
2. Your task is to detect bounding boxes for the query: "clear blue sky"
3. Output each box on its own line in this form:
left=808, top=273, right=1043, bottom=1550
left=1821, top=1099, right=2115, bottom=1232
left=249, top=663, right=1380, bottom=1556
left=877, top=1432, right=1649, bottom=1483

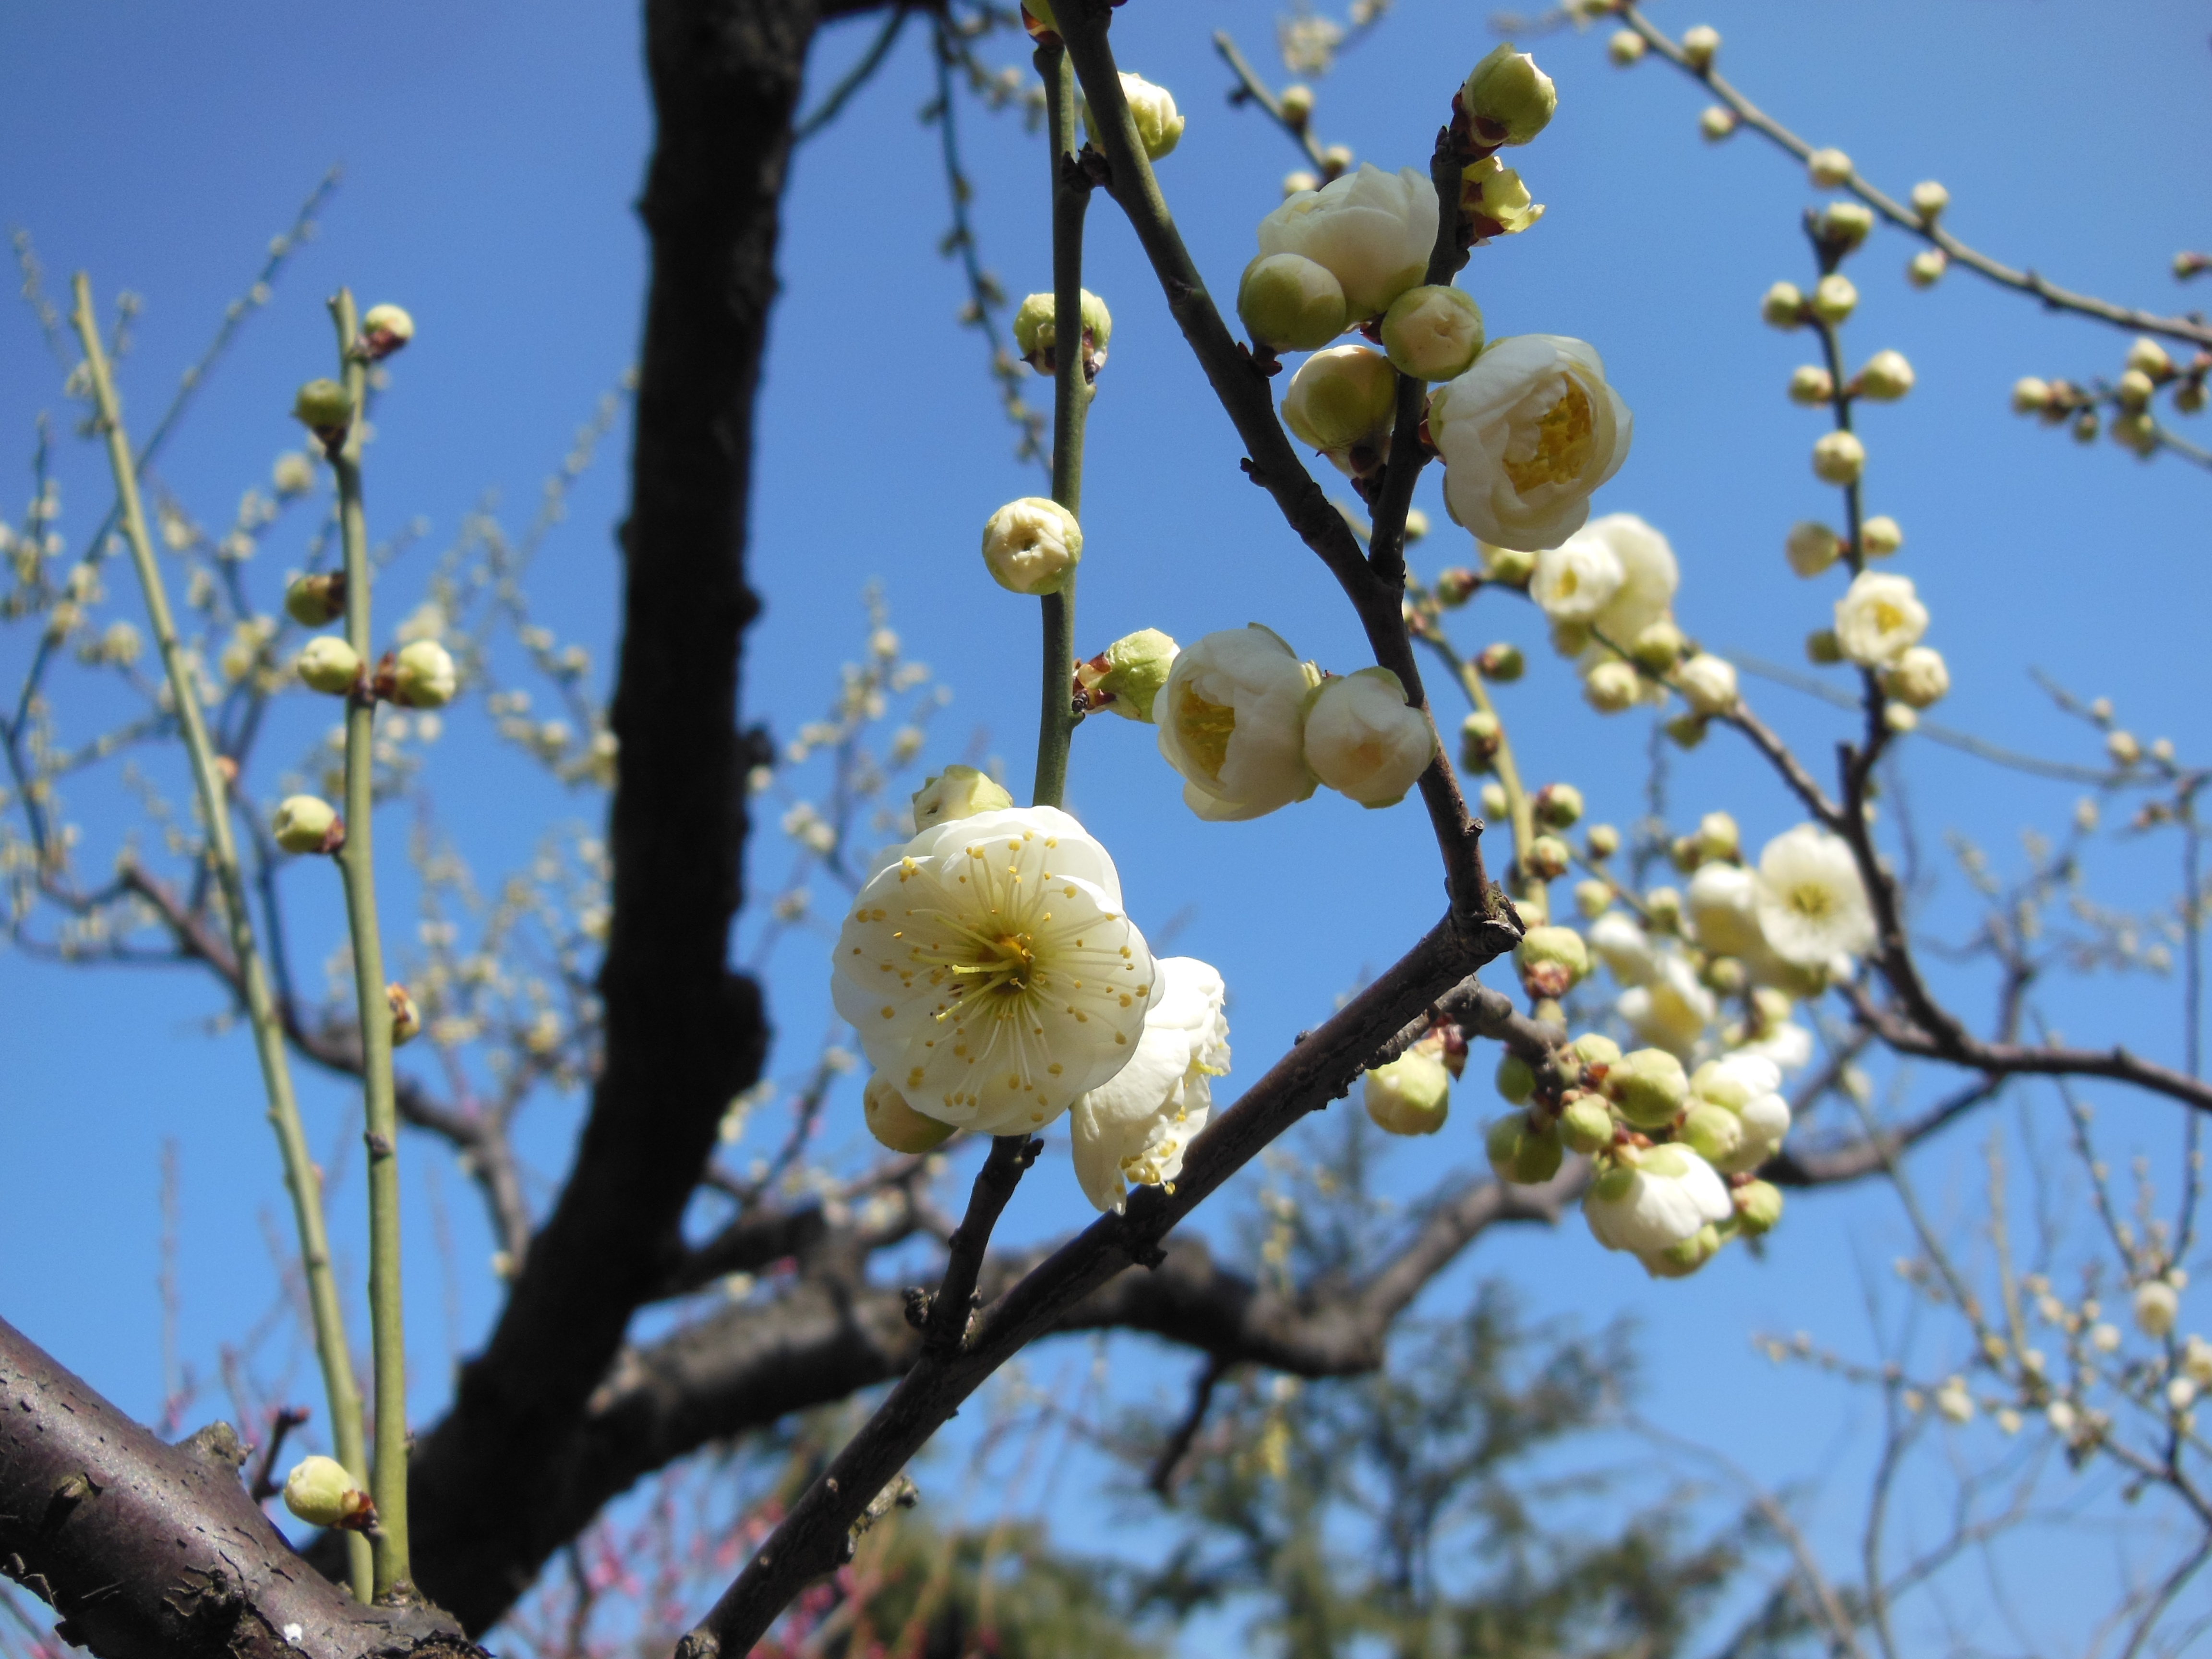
left=3, top=0, right=2208, bottom=1647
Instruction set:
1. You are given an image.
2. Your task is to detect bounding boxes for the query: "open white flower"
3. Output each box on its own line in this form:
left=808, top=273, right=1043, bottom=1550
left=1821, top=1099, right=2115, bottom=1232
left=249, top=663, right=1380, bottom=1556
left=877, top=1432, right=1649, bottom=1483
left=1580, top=513, right=1677, bottom=643
left=1070, top=956, right=1229, bottom=1212
left=1257, top=162, right=1438, bottom=320
left=1433, top=336, right=1634, bottom=553
left=1754, top=824, right=1875, bottom=966
left=830, top=805, right=1158, bottom=1134
left=1529, top=527, right=1624, bottom=622
left=1156, top=625, right=1319, bottom=821
left=1833, top=571, right=1928, bottom=666
left=1588, top=910, right=1660, bottom=986
left=1302, top=668, right=1435, bottom=807
left=1685, top=861, right=1766, bottom=959
left=1584, top=1145, right=1732, bottom=1254
left=1618, top=952, right=1717, bottom=1055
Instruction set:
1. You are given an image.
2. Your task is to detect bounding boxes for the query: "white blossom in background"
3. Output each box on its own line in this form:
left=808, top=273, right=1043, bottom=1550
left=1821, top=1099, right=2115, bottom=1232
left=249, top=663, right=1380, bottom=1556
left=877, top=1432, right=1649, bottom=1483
left=1676, top=652, right=1738, bottom=715
left=1257, top=163, right=1438, bottom=320
left=1528, top=527, right=1624, bottom=622
left=1584, top=1144, right=1732, bottom=1254
left=1156, top=625, right=1319, bottom=821
left=1588, top=909, right=1659, bottom=986
left=1578, top=513, right=1677, bottom=644
left=830, top=805, right=1158, bottom=1133
left=1833, top=570, right=1928, bottom=666
left=1691, top=1053, right=1792, bottom=1173
left=1301, top=668, right=1435, bottom=807
left=1433, top=336, right=1633, bottom=552
left=1754, top=824, right=1875, bottom=966
left=1070, top=956, right=1229, bottom=1212
left=1685, top=860, right=1766, bottom=959
left=1618, top=953, right=1717, bottom=1054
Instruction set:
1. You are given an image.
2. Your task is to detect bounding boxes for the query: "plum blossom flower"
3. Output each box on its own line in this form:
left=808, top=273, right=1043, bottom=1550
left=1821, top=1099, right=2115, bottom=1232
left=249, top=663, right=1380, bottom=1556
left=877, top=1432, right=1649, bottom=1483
left=1618, top=952, right=1717, bottom=1054
left=1301, top=668, right=1435, bottom=807
left=1156, top=625, right=1319, bottom=821
left=831, top=805, right=1158, bottom=1134
left=1685, top=861, right=1765, bottom=959
left=1433, top=337, right=1633, bottom=553
left=1833, top=571, right=1928, bottom=666
left=1588, top=910, right=1659, bottom=986
left=1257, top=163, right=1439, bottom=321
left=1529, top=528, right=1624, bottom=622
left=1584, top=1144, right=1732, bottom=1254
left=1070, top=956, right=1229, bottom=1212
left=1754, top=824, right=1875, bottom=966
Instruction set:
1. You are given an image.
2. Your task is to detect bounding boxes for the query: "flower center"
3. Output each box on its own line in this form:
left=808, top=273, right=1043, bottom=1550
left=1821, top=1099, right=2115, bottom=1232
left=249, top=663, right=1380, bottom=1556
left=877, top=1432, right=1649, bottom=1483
left=1175, top=686, right=1237, bottom=779
left=1871, top=601, right=1903, bottom=633
left=1785, top=882, right=1835, bottom=922
left=1502, top=379, right=1594, bottom=493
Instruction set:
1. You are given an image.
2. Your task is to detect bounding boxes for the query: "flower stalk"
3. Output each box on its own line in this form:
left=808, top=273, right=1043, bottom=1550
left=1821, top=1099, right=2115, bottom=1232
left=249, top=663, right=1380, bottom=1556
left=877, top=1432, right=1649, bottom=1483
left=69, top=273, right=373, bottom=1602
left=326, top=287, right=411, bottom=1599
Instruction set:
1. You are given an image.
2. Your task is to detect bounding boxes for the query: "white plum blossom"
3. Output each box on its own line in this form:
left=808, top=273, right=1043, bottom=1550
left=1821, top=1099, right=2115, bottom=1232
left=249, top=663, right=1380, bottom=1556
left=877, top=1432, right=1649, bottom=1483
left=1156, top=625, right=1319, bottom=821
left=1584, top=1145, right=1732, bottom=1254
left=1433, top=336, right=1634, bottom=552
left=1731, top=1018, right=1815, bottom=1074
left=1257, top=163, right=1439, bottom=320
left=1529, top=527, right=1624, bottom=622
left=1686, top=861, right=1766, bottom=959
left=1676, top=652, right=1738, bottom=715
left=2136, top=1280, right=2181, bottom=1338
left=1301, top=668, right=1435, bottom=806
left=1618, top=952, right=1717, bottom=1054
left=1580, top=513, right=1678, bottom=644
left=1755, top=824, right=1875, bottom=966
left=1833, top=571, right=1928, bottom=666
left=1070, top=956, right=1229, bottom=1212
left=982, top=497, right=1082, bottom=596
left=1588, top=910, right=1659, bottom=986
left=830, top=805, right=1158, bottom=1134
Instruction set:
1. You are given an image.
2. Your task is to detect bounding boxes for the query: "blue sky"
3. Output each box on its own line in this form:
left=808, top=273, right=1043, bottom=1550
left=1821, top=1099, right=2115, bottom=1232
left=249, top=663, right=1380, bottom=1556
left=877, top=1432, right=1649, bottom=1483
left=3, top=0, right=2209, bottom=1647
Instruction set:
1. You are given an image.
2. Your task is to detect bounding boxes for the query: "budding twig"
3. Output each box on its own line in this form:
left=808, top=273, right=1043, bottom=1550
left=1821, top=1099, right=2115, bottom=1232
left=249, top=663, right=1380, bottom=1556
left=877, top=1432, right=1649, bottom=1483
left=68, top=272, right=373, bottom=1603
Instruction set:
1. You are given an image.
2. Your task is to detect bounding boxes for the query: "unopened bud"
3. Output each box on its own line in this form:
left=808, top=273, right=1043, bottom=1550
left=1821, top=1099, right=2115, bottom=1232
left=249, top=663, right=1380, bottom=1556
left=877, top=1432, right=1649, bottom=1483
left=1585, top=822, right=1621, bottom=859
left=1805, top=628, right=1843, bottom=664
left=2112, top=409, right=2158, bottom=457
left=1644, top=886, right=1682, bottom=933
left=865, top=1074, right=957, bottom=1153
left=912, top=763, right=1014, bottom=826
left=1857, top=349, right=1914, bottom=400
left=1607, top=29, right=1646, bottom=65
left=1574, top=878, right=1612, bottom=919
left=272, top=795, right=341, bottom=855
left=1606, top=1046, right=1689, bottom=1128
left=1664, top=712, right=1708, bottom=750
left=284, top=573, right=346, bottom=627
left=1906, top=248, right=1947, bottom=288
left=1679, top=24, right=1719, bottom=68
left=1364, top=1046, right=1452, bottom=1136
left=1486, top=1113, right=1563, bottom=1184
left=1082, top=72, right=1185, bottom=161
left=1549, top=620, right=1590, bottom=658
left=1534, top=781, right=1583, bottom=829
left=1583, top=660, right=1639, bottom=714
left=1735, top=1179, right=1784, bottom=1234
left=361, top=304, right=415, bottom=361
left=1495, top=1052, right=1535, bottom=1104
left=1283, top=169, right=1320, bottom=198
left=1433, top=567, right=1479, bottom=608
left=1516, top=924, right=1588, bottom=997
left=1761, top=282, right=1804, bottom=329
left=1786, top=521, right=1842, bottom=578
left=1571, top=1032, right=1621, bottom=1070
left=1075, top=628, right=1178, bottom=721
left=2107, top=730, right=2141, bottom=768
left=1458, top=709, right=1501, bottom=771
left=1806, top=147, right=1852, bottom=189
left=386, top=984, right=421, bottom=1046
left=291, top=378, right=354, bottom=434
left=1810, top=273, right=1858, bottom=324
left=1629, top=620, right=1685, bottom=673
left=1278, top=83, right=1314, bottom=128
left=1479, top=781, right=1510, bottom=819
left=2115, top=368, right=2154, bottom=413
left=1013, top=289, right=1113, bottom=376
left=283, top=1455, right=373, bottom=1529
left=392, top=639, right=457, bottom=709
left=1909, top=180, right=1949, bottom=222
left=2010, top=377, right=2052, bottom=416
left=1281, top=345, right=1398, bottom=457
left=1380, top=286, right=1487, bottom=381
left=2072, top=408, right=2099, bottom=444
left=1676, top=652, right=1737, bottom=717
left=982, top=497, right=1082, bottom=595
left=1860, top=515, right=1903, bottom=557
left=1238, top=253, right=1348, bottom=353
left=1698, top=105, right=1737, bottom=141
left=1818, top=200, right=1874, bottom=252
left=2126, top=337, right=2173, bottom=380
left=1811, top=430, right=1865, bottom=485
left=1526, top=834, right=1572, bottom=883
left=1477, top=642, right=1524, bottom=683
left=296, top=636, right=361, bottom=695
left=1680, top=1102, right=1743, bottom=1165
left=1788, top=365, right=1833, bottom=406
left=1480, top=542, right=1536, bottom=587
left=1460, top=44, right=1556, bottom=147
left=1559, top=1092, right=1615, bottom=1154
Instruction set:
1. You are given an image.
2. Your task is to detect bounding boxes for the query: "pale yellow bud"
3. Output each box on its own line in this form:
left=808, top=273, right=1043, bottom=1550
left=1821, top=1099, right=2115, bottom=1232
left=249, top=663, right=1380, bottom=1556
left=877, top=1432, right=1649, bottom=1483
left=1860, top=515, right=1903, bottom=557
left=1380, top=286, right=1486, bottom=381
left=2126, top=337, right=2173, bottom=379
left=1679, top=24, right=1719, bottom=68
left=1909, top=180, right=1949, bottom=221
left=283, top=1455, right=371, bottom=1528
left=2115, top=368, right=2154, bottom=412
left=1459, top=44, right=1556, bottom=147
left=865, top=1074, right=956, bottom=1153
left=2011, top=376, right=2052, bottom=415
left=1811, top=430, right=1865, bottom=485
left=272, top=795, right=340, bottom=855
left=1906, top=248, right=1948, bottom=288
left=1238, top=253, right=1348, bottom=353
left=1607, top=29, right=1646, bottom=65
left=1082, top=72, right=1185, bottom=161
left=1806, top=147, right=1853, bottom=189
left=1788, top=365, right=1834, bottom=406
left=392, top=639, right=458, bottom=709
left=1810, top=273, right=1858, bottom=323
left=296, top=635, right=361, bottom=695
left=912, top=763, right=1014, bottom=826
left=1281, top=345, right=1398, bottom=458
left=1857, top=349, right=1914, bottom=401
left=981, top=497, right=1082, bottom=595
left=1761, top=282, right=1804, bottom=329
left=1698, top=106, right=1737, bottom=142
left=1883, top=645, right=1948, bottom=709
left=1786, top=521, right=1843, bottom=577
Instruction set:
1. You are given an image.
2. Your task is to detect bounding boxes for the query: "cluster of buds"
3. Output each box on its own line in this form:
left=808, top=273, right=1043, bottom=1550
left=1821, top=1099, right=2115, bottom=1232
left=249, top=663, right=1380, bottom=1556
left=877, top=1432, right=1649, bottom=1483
left=1448, top=45, right=1555, bottom=249
left=2012, top=335, right=2207, bottom=459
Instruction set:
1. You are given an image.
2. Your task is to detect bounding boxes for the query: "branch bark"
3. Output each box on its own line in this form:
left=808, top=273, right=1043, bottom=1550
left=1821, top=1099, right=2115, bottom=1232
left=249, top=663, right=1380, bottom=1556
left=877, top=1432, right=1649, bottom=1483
left=0, top=1316, right=475, bottom=1659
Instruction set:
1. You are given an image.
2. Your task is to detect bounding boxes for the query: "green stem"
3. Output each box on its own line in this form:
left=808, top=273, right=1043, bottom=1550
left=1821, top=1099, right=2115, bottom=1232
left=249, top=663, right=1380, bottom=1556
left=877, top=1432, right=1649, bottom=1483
left=70, top=274, right=372, bottom=1602
left=326, top=288, right=410, bottom=1599
left=1032, top=44, right=1090, bottom=812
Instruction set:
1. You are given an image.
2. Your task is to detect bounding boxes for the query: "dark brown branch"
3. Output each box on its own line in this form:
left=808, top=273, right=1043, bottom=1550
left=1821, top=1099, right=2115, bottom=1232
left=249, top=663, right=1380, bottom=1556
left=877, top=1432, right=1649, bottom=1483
left=246, top=1405, right=312, bottom=1504
left=676, top=901, right=1517, bottom=1654
left=1147, top=1357, right=1228, bottom=1497
left=1767, top=1074, right=2004, bottom=1188
left=919, top=1134, right=1040, bottom=1356
left=0, top=1316, right=476, bottom=1659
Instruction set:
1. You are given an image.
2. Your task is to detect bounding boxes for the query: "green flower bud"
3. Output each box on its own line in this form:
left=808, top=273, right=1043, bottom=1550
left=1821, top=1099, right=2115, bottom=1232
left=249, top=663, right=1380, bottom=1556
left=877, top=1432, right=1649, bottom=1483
left=1571, top=1032, right=1622, bottom=1070
left=1786, top=520, right=1843, bottom=577
left=1644, top=886, right=1682, bottom=933
left=1805, top=628, right=1844, bottom=665
left=1735, top=1179, right=1784, bottom=1234
left=1278, top=83, right=1314, bottom=127
left=291, top=378, right=354, bottom=433
left=1695, top=810, right=1739, bottom=863
left=284, top=573, right=346, bottom=627
left=1433, top=566, right=1479, bottom=607
left=1583, top=660, right=1639, bottom=714
left=272, top=794, right=340, bottom=855
left=296, top=635, right=361, bottom=695
left=1281, top=345, right=1398, bottom=456
left=1699, top=105, right=1737, bottom=141
left=1818, top=200, right=1874, bottom=251
left=1701, top=955, right=1747, bottom=995
left=1476, top=642, right=1524, bottom=683
left=1013, top=288, right=1113, bottom=374
left=1479, top=543, right=1536, bottom=587
left=1761, top=282, right=1804, bottom=329
left=1559, top=1092, right=1615, bottom=1154
left=392, top=639, right=458, bottom=709
left=912, top=763, right=1013, bottom=827
left=1458, top=709, right=1501, bottom=772
left=1810, top=274, right=1858, bottom=324
left=1680, top=1101, right=1744, bottom=1165
left=1534, top=781, right=1583, bottom=829
left=1460, top=43, right=1556, bottom=147
left=1516, top=925, right=1588, bottom=997
left=1643, top=1222, right=1721, bottom=1279
left=1380, top=286, right=1486, bottom=382
left=1607, top=29, right=1646, bottom=66
left=1806, top=147, right=1853, bottom=189
left=1909, top=180, right=1949, bottom=222
left=1573, top=878, right=1611, bottom=920
left=1458, top=156, right=1544, bottom=238
left=361, top=303, right=416, bottom=360
left=1486, top=1113, right=1564, bottom=1184
left=1629, top=620, right=1685, bottom=673
left=1075, top=628, right=1178, bottom=721
left=1549, top=620, right=1590, bottom=658
left=1238, top=253, right=1349, bottom=353
left=283, top=1455, right=370, bottom=1528
left=1585, top=823, right=1620, bottom=860
left=1811, top=430, right=1865, bottom=484
left=1479, top=781, right=1510, bottom=819
left=1607, top=1047, right=1689, bottom=1128
left=1495, top=1052, right=1535, bottom=1104
left=1526, top=834, right=1572, bottom=882
left=1364, top=1046, right=1451, bottom=1136
left=865, top=1074, right=956, bottom=1153
left=1082, top=72, right=1186, bottom=161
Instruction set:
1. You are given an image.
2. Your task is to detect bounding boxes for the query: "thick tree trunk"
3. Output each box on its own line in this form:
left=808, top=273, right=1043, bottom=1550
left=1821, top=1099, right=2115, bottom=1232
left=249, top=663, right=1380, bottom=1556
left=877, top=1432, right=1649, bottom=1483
left=0, top=1315, right=477, bottom=1659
